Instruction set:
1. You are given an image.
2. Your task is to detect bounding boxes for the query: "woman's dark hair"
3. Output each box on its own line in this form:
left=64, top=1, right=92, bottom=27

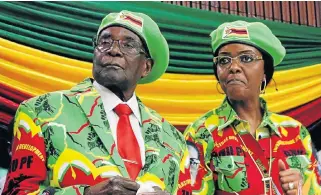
left=262, top=52, right=274, bottom=88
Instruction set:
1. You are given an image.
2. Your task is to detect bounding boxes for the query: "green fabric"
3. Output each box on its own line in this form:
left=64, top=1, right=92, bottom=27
left=210, top=20, right=286, bottom=66
left=3, top=78, right=187, bottom=194
left=0, top=1, right=321, bottom=74
left=214, top=98, right=280, bottom=135
left=97, top=10, right=169, bottom=84
left=183, top=97, right=321, bottom=194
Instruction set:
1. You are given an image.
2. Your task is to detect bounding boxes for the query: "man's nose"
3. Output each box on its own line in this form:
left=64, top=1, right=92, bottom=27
left=107, top=41, right=123, bottom=56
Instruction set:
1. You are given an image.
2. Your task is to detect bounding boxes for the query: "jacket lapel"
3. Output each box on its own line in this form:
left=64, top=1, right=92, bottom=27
left=137, top=99, right=164, bottom=177
left=70, top=78, right=129, bottom=178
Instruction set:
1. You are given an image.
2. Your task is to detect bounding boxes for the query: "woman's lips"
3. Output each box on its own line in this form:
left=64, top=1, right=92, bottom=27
left=227, top=78, right=245, bottom=84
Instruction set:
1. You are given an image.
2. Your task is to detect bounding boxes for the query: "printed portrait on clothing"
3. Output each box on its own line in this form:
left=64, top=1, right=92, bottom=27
left=186, top=140, right=200, bottom=186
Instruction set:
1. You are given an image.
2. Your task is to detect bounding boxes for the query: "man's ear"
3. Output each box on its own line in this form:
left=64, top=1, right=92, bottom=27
left=141, top=58, right=153, bottom=78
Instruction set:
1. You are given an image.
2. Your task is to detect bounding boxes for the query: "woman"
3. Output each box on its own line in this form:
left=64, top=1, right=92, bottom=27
left=184, top=21, right=321, bottom=195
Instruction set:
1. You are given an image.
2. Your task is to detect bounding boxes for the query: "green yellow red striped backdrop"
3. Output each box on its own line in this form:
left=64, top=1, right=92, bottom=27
left=0, top=1, right=321, bottom=131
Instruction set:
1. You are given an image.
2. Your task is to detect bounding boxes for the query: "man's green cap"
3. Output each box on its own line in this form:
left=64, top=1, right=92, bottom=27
left=210, top=20, right=286, bottom=66
left=96, top=10, right=169, bottom=84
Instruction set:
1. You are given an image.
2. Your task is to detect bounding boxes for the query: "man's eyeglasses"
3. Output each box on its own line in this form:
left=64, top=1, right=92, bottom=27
left=92, top=37, right=148, bottom=56
left=213, top=54, right=263, bottom=68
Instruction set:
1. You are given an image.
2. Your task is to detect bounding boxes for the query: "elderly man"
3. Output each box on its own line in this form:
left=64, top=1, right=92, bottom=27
left=3, top=10, right=187, bottom=195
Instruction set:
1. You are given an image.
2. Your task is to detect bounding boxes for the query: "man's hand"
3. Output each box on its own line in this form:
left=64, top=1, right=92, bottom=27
left=278, top=159, right=303, bottom=195
left=84, top=176, right=140, bottom=195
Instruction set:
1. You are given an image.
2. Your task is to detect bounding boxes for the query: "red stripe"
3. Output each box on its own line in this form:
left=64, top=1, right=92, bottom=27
left=41, top=122, right=49, bottom=128
left=219, top=116, right=226, bottom=122
left=162, top=154, right=173, bottom=163
left=87, top=96, right=101, bottom=117
left=175, top=125, right=187, bottom=132
left=142, top=119, right=152, bottom=124
left=163, top=142, right=175, bottom=151
left=67, top=89, right=91, bottom=96
left=197, top=124, right=205, bottom=131
left=229, top=29, right=248, bottom=34
left=0, top=83, right=32, bottom=103
left=283, top=97, right=321, bottom=127
left=110, top=143, right=116, bottom=155
left=72, top=186, right=82, bottom=195
left=92, top=158, right=103, bottom=164
left=0, top=95, right=19, bottom=111
left=69, top=121, right=89, bottom=134
left=0, top=111, right=13, bottom=124
left=145, top=149, right=156, bottom=153
left=225, top=167, right=243, bottom=178
left=124, top=15, right=142, bottom=27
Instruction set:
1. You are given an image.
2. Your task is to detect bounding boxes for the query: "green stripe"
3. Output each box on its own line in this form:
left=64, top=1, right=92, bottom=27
left=0, top=1, right=320, bottom=74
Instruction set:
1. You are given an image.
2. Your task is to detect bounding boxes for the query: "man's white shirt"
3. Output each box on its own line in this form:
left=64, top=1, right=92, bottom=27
left=93, top=81, right=145, bottom=166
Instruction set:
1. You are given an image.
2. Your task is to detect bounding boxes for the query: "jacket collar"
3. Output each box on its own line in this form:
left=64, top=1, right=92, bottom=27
left=216, top=97, right=280, bottom=136
left=71, top=78, right=166, bottom=177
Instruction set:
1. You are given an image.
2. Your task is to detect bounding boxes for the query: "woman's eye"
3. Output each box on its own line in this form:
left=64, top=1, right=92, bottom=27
left=240, top=55, right=254, bottom=63
left=219, top=57, right=231, bottom=65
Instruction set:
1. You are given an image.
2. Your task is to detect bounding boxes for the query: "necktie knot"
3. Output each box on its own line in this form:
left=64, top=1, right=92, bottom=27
left=114, top=104, right=132, bottom=116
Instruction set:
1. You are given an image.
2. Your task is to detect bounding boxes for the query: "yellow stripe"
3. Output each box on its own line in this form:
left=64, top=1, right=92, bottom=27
left=37, top=92, right=64, bottom=123
left=51, top=148, right=121, bottom=187
left=27, top=188, right=40, bottom=195
left=15, top=112, right=42, bottom=140
left=137, top=172, right=166, bottom=190
left=0, top=37, right=91, bottom=69
left=227, top=33, right=248, bottom=37
left=1, top=38, right=321, bottom=125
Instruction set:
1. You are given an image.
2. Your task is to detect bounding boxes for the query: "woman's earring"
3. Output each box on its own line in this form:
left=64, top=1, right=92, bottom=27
left=260, top=77, right=267, bottom=94
left=216, top=82, right=225, bottom=94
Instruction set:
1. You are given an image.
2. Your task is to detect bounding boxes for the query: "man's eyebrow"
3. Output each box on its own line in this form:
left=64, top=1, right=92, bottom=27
left=99, top=33, right=111, bottom=39
left=98, top=34, right=140, bottom=43
left=123, top=36, right=140, bottom=43
left=218, top=52, right=231, bottom=56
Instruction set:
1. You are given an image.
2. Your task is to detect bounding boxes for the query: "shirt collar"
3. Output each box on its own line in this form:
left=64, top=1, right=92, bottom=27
left=93, top=81, right=142, bottom=124
left=216, top=97, right=280, bottom=136
left=126, top=91, right=142, bottom=124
